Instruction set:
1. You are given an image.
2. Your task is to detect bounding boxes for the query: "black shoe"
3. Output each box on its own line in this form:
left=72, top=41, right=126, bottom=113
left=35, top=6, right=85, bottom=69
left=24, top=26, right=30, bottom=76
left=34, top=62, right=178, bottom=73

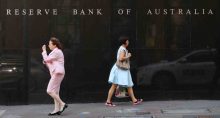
left=48, top=111, right=60, bottom=116
left=60, top=104, right=68, bottom=113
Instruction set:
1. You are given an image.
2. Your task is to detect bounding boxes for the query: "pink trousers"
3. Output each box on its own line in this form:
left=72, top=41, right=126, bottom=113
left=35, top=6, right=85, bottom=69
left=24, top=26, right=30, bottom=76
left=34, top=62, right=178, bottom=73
left=47, top=73, right=64, bottom=93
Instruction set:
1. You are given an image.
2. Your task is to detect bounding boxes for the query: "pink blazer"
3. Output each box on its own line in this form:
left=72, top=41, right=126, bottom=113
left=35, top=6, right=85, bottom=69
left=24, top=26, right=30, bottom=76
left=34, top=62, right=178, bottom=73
left=42, top=48, right=65, bottom=75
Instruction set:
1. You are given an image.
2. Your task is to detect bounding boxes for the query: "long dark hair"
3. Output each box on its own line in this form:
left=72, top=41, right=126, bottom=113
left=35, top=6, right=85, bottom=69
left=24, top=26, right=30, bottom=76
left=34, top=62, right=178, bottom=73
left=50, top=37, right=63, bottom=50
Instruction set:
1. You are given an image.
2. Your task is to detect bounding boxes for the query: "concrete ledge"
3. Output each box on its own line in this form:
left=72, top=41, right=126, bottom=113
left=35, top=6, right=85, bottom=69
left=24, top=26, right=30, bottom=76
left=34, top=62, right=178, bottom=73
left=162, top=109, right=210, bottom=114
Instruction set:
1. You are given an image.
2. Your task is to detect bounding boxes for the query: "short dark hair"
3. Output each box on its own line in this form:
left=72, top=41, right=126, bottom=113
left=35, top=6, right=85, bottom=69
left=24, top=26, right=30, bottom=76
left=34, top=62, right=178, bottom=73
left=119, top=36, right=129, bottom=45
left=50, top=37, right=63, bottom=49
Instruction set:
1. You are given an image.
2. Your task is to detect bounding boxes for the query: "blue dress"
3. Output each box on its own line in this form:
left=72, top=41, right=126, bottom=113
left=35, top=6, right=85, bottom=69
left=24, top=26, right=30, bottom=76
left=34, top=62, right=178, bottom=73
left=108, top=46, right=134, bottom=87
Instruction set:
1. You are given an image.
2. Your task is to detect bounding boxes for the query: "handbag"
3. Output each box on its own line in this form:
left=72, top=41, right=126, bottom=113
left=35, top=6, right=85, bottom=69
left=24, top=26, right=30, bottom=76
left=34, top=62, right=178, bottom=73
left=115, top=86, right=129, bottom=98
left=116, top=59, right=130, bottom=70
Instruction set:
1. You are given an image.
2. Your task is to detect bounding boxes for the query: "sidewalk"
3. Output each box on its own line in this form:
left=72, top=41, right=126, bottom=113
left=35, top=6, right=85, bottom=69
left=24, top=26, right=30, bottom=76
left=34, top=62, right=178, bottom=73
left=1, top=100, right=220, bottom=118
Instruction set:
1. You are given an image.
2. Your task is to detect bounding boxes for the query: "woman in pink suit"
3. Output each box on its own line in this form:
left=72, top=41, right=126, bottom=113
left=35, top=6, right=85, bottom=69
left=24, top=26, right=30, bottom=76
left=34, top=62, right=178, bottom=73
left=42, top=37, right=68, bottom=116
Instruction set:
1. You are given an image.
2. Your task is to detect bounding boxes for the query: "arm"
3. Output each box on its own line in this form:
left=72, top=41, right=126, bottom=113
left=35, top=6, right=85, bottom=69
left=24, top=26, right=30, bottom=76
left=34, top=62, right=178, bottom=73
left=41, top=45, right=58, bottom=63
left=42, top=51, right=58, bottom=63
left=119, top=50, right=131, bottom=61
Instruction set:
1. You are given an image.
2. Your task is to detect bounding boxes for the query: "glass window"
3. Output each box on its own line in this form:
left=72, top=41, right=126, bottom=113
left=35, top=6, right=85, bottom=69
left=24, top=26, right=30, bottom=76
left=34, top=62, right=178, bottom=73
left=186, top=51, right=214, bottom=63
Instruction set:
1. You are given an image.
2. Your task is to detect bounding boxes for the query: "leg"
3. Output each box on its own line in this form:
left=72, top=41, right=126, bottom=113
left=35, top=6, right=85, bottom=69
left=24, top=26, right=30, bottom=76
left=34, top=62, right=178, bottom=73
left=47, top=74, right=65, bottom=112
left=127, top=87, right=143, bottom=105
left=54, top=99, right=60, bottom=112
left=47, top=91, right=65, bottom=110
left=106, top=84, right=117, bottom=103
left=127, top=87, right=137, bottom=102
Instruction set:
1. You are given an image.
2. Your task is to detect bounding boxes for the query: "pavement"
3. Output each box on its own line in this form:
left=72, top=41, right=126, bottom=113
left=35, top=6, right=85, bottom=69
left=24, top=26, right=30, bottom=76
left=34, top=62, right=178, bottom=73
left=1, top=100, right=220, bottom=118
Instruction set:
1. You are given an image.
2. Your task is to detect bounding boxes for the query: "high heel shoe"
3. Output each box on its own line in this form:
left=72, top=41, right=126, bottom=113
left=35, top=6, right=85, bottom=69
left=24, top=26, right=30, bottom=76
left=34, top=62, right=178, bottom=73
left=60, top=104, right=68, bottom=113
left=48, top=111, right=60, bottom=116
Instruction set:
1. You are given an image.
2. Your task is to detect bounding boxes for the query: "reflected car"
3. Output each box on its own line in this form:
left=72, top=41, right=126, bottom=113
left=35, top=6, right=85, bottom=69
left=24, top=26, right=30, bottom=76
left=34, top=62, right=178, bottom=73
left=0, top=55, right=24, bottom=91
left=137, top=49, right=217, bottom=89
left=0, top=54, right=49, bottom=92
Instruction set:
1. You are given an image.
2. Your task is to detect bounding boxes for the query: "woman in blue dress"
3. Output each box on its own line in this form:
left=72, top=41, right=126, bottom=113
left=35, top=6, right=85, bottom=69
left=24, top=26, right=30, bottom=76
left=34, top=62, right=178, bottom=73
left=105, top=36, right=143, bottom=106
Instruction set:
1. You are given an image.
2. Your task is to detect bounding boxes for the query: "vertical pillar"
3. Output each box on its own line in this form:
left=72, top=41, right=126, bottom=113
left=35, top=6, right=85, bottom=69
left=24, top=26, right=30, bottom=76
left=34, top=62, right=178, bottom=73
left=22, top=0, right=29, bottom=104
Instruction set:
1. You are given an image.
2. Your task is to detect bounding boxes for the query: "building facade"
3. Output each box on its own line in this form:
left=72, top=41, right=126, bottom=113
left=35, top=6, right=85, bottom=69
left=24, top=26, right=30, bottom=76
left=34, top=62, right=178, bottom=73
left=0, top=0, right=219, bottom=104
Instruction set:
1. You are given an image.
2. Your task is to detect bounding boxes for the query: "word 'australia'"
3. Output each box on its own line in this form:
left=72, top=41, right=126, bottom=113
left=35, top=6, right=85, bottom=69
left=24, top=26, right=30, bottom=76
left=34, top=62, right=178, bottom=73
left=72, top=9, right=103, bottom=15
left=146, top=9, right=214, bottom=15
